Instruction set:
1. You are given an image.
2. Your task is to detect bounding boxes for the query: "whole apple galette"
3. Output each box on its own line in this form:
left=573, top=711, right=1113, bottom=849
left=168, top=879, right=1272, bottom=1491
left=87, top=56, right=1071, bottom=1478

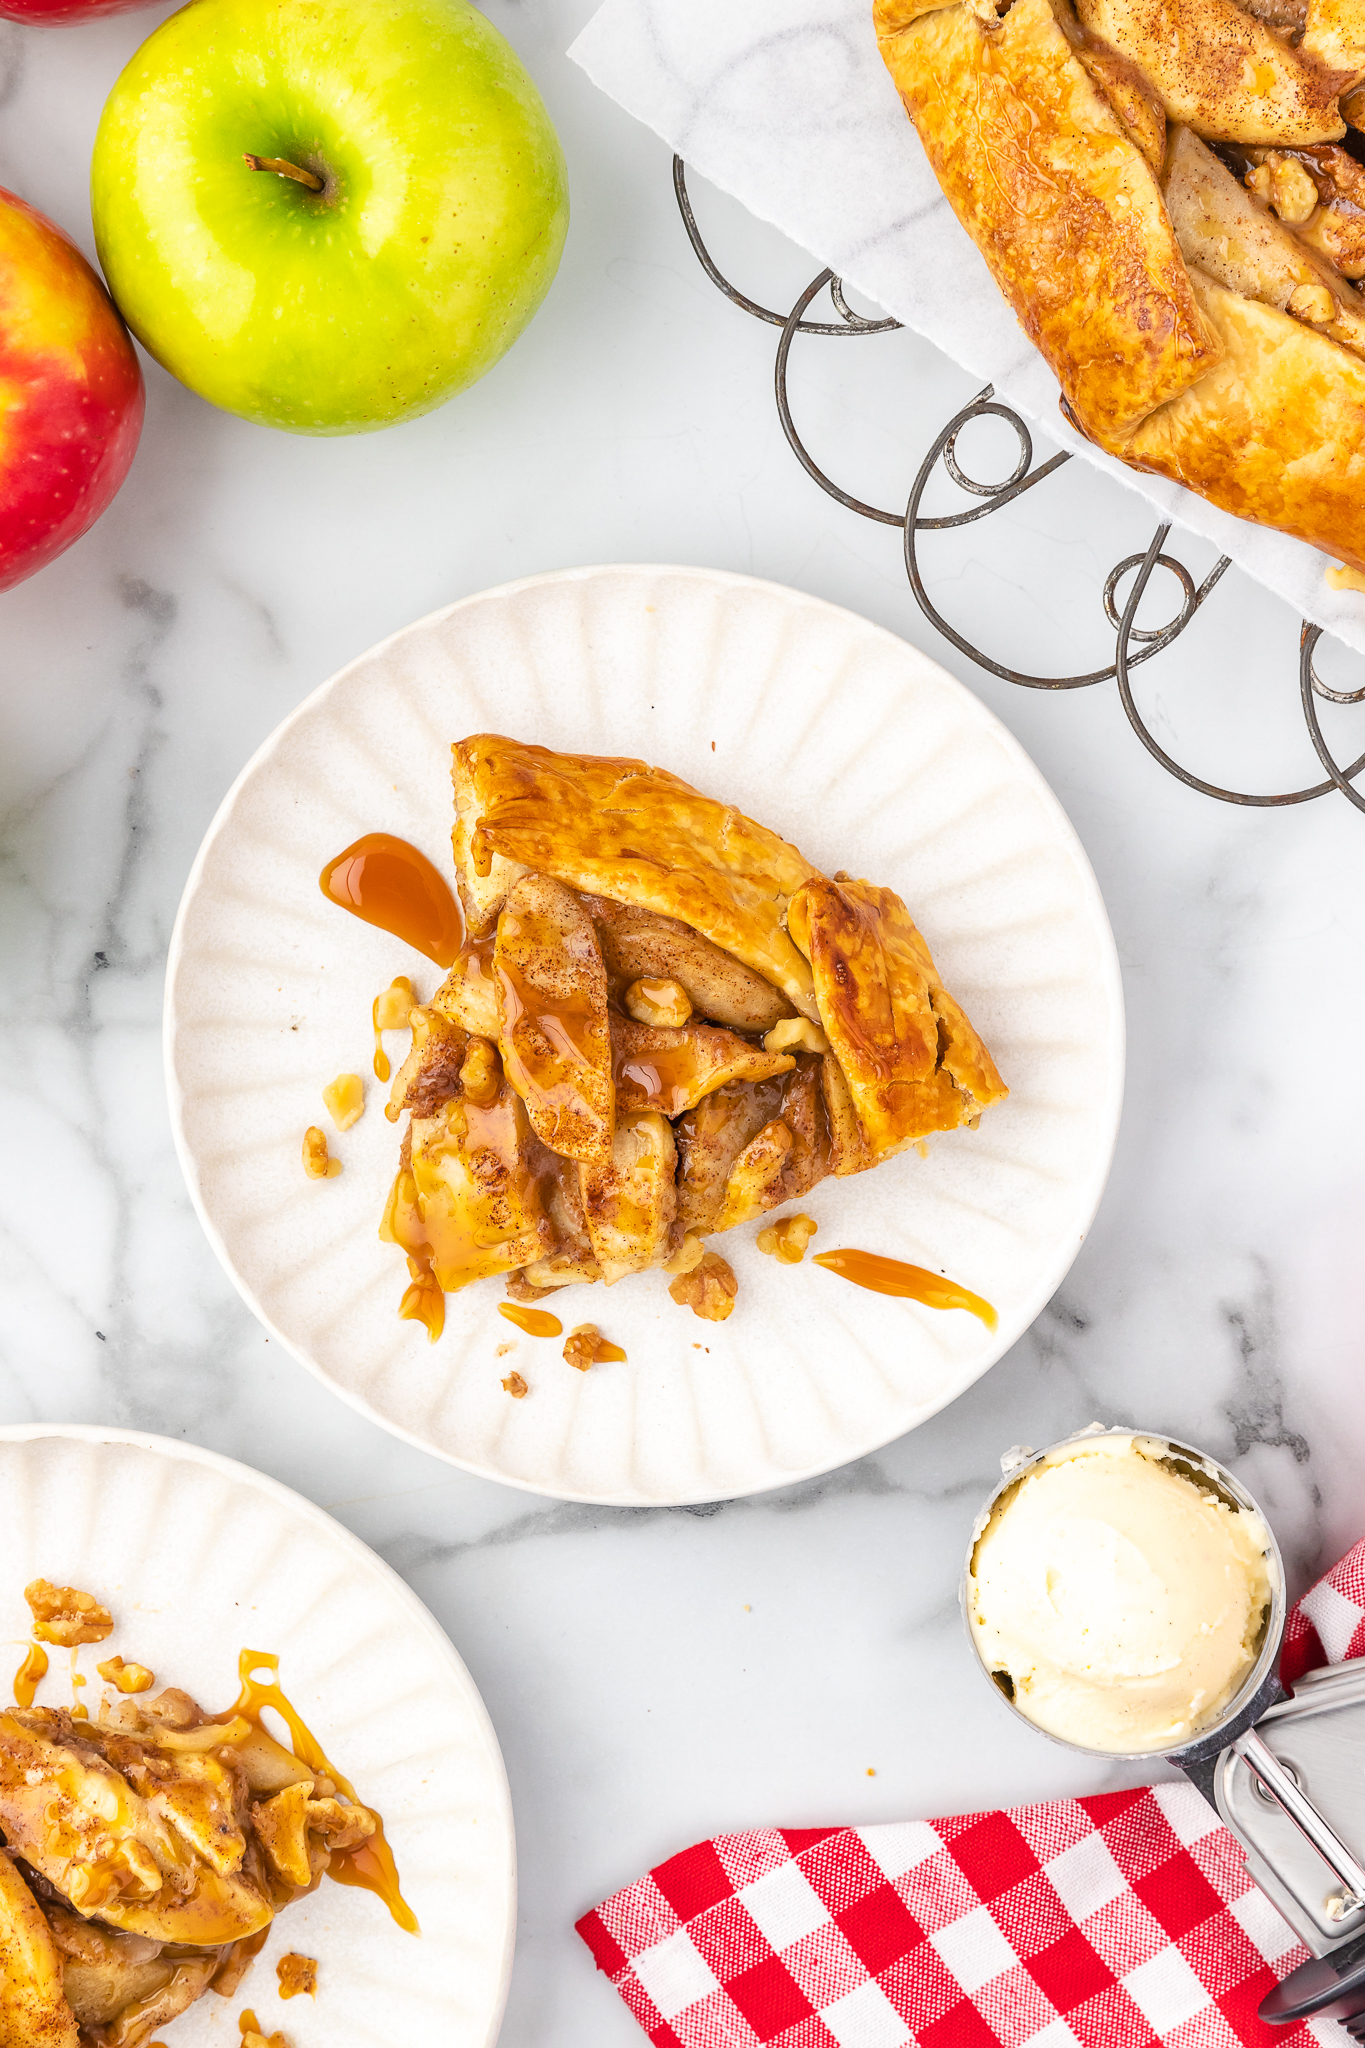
left=1, top=1579, right=407, bottom=2048
left=380, top=735, right=1007, bottom=1334
left=874, top=0, right=1365, bottom=565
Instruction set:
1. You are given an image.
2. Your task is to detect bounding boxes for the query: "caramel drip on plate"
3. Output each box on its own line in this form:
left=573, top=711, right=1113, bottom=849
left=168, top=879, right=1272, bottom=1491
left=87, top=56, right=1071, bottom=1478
left=319, top=834, right=464, bottom=968
left=813, top=1249, right=998, bottom=1329
left=13, top=1643, right=47, bottom=1708
left=231, top=1651, right=419, bottom=1934
left=498, top=1300, right=563, bottom=1339
left=371, top=974, right=417, bottom=1082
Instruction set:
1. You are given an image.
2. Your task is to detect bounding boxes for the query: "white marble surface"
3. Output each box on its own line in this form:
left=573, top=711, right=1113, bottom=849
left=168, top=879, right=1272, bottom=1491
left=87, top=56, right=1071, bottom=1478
left=1, top=4, right=1364, bottom=2043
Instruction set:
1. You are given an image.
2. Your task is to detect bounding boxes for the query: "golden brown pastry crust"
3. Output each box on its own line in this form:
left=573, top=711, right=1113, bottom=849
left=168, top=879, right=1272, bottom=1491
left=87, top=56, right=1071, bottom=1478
left=452, top=735, right=821, bottom=1019
left=381, top=742, right=1009, bottom=1324
left=1105, top=269, right=1365, bottom=571
left=876, top=0, right=1222, bottom=439
left=793, top=877, right=1008, bottom=1162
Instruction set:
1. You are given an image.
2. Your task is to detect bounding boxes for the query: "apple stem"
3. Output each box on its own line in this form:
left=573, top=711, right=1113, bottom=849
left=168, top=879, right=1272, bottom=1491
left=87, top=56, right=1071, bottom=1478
left=243, top=153, right=324, bottom=192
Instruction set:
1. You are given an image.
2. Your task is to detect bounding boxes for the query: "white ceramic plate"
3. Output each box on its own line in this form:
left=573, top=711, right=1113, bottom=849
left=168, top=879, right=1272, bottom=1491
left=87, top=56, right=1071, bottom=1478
left=166, top=565, right=1124, bottom=1507
left=0, top=1425, right=514, bottom=2048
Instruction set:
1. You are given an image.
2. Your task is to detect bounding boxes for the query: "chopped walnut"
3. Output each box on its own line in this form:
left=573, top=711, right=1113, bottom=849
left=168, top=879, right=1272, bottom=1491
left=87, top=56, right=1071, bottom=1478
left=763, top=1016, right=830, bottom=1056
left=322, top=1072, right=364, bottom=1132
left=624, top=975, right=693, bottom=1028
left=96, top=1654, right=155, bottom=1694
left=756, top=1213, right=818, bottom=1264
left=662, top=1232, right=706, bottom=1276
left=459, top=1035, right=501, bottom=1107
left=25, top=1579, right=113, bottom=1647
left=1327, top=561, right=1365, bottom=593
left=669, top=1250, right=738, bottom=1321
left=562, top=1324, right=626, bottom=1370
left=502, top=1370, right=529, bottom=1398
left=302, top=1126, right=341, bottom=1179
left=1264, top=152, right=1319, bottom=226
left=374, top=976, right=416, bottom=1032
left=252, top=1779, right=375, bottom=1889
left=1287, top=281, right=1336, bottom=325
left=277, top=1952, right=318, bottom=1999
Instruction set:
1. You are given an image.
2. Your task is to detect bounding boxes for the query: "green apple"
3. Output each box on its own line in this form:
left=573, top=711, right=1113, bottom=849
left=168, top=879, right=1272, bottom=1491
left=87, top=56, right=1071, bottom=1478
left=91, top=0, right=568, bottom=433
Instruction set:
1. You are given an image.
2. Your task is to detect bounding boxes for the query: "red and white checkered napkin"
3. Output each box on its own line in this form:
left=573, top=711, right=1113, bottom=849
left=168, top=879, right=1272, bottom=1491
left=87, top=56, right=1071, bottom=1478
left=578, top=1539, right=1365, bottom=2048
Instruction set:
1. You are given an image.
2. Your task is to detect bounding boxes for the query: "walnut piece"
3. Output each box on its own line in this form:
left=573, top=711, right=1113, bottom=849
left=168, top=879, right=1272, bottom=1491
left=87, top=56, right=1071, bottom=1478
left=502, top=1371, right=529, bottom=1398
left=459, top=1035, right=501, bottom=1107
left=623, top=975, right=693, bottom=1028
left=1265, top=152, right=1318, bottom=226
left=755, top=1213, right=819, bottom=1265
left=277, top=1951, right=318, bottom=1999
left=562, top=1324, right=626, bottom=1370
left=374, top=976, right=416, bottom=1032
left=25, top=1579, right=113, bottom=1647
left=662, top=1232, right=706, bottom=1276
left=322, top=1073, right=364, bottom=1132
left=763, top=1017, right=830, bottom=1056
left=302, top=1126, right=341, bottom=1180
left=1288, top=281, right=1336, bottom=325
left=96, top=1654, right=155, bottom=1694
left=668, top=1251, right=738, bottom=1321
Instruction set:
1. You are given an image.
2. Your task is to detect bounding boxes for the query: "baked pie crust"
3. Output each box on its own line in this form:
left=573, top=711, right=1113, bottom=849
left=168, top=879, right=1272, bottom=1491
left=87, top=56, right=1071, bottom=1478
left=874, top=0, right=1365, bottom=566
left=381, top=736, right=1008, bottom=1324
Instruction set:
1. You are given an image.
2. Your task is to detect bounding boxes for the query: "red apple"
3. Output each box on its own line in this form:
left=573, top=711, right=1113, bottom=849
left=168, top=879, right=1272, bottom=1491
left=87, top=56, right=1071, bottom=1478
left=0, top=187, right=143, bottom=591
left=0, top=0, right=151, bottom=20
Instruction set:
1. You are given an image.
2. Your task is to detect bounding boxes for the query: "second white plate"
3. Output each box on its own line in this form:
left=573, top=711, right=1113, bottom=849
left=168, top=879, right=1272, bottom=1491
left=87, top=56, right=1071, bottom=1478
left=0, top=1424, right=514, bottom=2048
left=166, top=565, right=1124, bottom=1506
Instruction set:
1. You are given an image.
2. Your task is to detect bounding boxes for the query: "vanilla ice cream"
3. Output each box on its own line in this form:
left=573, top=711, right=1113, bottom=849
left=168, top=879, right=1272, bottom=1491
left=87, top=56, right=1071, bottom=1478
left=967, top=1433, right=1277, bottom=1754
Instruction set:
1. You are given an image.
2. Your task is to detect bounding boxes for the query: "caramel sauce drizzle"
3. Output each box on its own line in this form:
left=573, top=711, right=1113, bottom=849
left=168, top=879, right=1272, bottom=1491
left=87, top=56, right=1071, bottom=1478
left=13, top=1642, right=47, bottom=1708
left=230, top=1650, right=419, bottom=1935
left=498, top=1300, right=564, bottom=1339
left=371, top=974, right=417, bottom=1083
left=813, top=1249, right=998, bottom=1329
left=320, top=834, right=464, bottom=969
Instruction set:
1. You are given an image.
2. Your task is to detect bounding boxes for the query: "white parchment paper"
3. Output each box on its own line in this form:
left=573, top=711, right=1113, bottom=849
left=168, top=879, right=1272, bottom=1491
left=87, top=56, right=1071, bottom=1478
left=569, top=0, right=1365, bottom=657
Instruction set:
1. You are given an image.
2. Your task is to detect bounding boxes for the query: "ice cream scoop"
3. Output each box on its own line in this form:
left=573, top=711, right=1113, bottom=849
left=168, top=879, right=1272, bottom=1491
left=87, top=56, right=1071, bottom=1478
left=965, top=1429, right=1281, bottom=1756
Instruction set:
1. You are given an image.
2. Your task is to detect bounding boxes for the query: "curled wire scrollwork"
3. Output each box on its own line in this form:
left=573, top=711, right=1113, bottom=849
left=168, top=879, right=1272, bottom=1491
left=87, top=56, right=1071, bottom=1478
left=673, top=156, right=1365, bottom=811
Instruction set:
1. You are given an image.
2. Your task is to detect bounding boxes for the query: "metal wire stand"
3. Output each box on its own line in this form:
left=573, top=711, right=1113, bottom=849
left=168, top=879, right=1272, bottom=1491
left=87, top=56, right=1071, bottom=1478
left=674, top=157, right=1365, bottom=815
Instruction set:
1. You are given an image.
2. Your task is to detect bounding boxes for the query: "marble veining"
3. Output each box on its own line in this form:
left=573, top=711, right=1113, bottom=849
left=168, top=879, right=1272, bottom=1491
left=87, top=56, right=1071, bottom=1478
left=2, top=2, right=1364, bottom=2043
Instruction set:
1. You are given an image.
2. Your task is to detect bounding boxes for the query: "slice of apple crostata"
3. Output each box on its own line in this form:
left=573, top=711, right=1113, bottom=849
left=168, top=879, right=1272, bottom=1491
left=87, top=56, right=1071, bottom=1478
left=380, top=736, right=1008, bottom=1328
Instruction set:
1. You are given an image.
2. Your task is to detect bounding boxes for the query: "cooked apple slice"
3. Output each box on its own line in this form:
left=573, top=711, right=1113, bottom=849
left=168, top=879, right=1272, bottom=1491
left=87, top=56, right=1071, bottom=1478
left=494, top=873, right=614, bottom=1165
left=584, top=894, right=794, bottom=1032
left=579, top=1112, right=678, bottom=1284
left=0, top=1846, right=79, bottom=2048
left=1074, top=0, right=1350, bottom=141
left=674, top=1075, right=791, bottom=1235
left=385, top=1080, right=556, bottom=1293
left=1304, top=0, right=1365, bottom=71
left=712, top=1122, right=792, bottom=1233
left=386, top=1005, right=469, bottom=1121
left=791, top=878, right=1006, bottom=1165
left=43, top=1900, right=196, bottom=2037
left=1164, top=125, right=1365, bottom=356
left=0, top=1710, right=272, bottom=1946
left=706, top=1058, right=832, bottom=1229
left=452, top=735, right=821, bottom=1019
left=429, top=934, right=502, bottom=1040
left=613, top=1014, right=793, bottom=1118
